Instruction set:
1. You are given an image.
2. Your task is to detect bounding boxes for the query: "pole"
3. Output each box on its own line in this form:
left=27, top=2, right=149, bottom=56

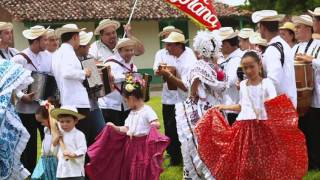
left=123, top=0, right=139, bottom=38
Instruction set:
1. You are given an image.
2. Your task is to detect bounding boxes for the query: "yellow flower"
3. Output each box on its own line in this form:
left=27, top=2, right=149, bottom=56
left=125, top=84, right=135, bottom=92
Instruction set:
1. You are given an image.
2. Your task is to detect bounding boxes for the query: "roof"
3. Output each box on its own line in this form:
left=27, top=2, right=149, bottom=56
left=0, top=0, right=251, bottom=22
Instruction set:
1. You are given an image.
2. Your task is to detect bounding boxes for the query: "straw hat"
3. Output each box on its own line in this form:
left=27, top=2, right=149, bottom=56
left=158, top=26, right=183, bottom=37
left=94, top=19, right=120, bottom=35
left=238, top=28, right=254, bottom=39
left=162, top=31, right=188, bottom=43
left=22, top=25, right=49, bottom=40
left=249, top=32, right=268, bottom=46
left=50, top=105, right=85, bottom=120
left=279, top=22, right=296, bottom=32
left=46, top=29, right=56, bottom=38
left=114, top=38, right=137, bottom=51
left=292, top=15, right=313, bottom=27
left=0, top=22, right=13, bottom=31
left=79, top=31, right=93, bottom=46
left=252, top=10, right=285, bottom=23
left=219, top=27, right=239, bottom=41
left=55, top=24, right=86, bottom=38
left=308, top=7, right=320, bottom=17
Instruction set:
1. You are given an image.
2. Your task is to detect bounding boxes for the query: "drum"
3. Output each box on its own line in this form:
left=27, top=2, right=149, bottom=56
left=294, top=61, right=314, bottom=116
left=159, top=64, right=177, bottom=90
left=142, top=73, right=152, bottom=102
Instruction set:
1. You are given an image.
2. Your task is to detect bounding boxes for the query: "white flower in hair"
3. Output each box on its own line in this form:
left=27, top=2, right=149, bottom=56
left=193, top=30, right=221, bottom=59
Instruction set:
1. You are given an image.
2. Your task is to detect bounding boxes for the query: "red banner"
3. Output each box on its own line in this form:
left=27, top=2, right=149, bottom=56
left=164, top=0, right=221, bottom=31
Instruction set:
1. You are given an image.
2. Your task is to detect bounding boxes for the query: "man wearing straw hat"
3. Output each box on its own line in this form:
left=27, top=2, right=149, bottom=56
left=46, top=29, right=60, bottom=54
left=249, top=32, right=268, bottom=53
left=11, top=25, right=52, bottom=173
left=238, top=28, right=254, bottom=51
left=252, top=10, right=297, bottom=106
left=218, top=27, right=242, bottom=125
left=295, top=7, right=320, bottom=170
left=0, top=22, right=19, bottom=60
left=279, top=22, right=297, bottom=48
left=76, top=31, right=94, bottom=61
left=89, top=19, right=144, bottom=62
left=153, top=26, right=184, bottom=165
left=98, top=38, right=139, bottom=126
left=52, top=24, right=105, bottom=147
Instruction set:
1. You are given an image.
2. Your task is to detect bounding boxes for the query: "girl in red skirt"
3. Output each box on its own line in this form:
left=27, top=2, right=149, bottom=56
left=195, top=51, right=308, bottom=180
left=86, top=73, right=169, bottom=180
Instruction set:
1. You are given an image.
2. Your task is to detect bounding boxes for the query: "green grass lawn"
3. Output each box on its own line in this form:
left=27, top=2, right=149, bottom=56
left=36, top=96, right=318, bottom=179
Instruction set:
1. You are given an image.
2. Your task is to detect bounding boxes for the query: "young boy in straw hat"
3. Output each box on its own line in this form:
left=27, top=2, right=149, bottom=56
left=50, top=106, right=87, bottom=180
left=46, top=29, right=60, bottom=53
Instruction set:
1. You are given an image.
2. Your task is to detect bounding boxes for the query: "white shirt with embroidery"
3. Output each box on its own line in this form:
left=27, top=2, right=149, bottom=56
left=89, top=40, right=114, bottom=62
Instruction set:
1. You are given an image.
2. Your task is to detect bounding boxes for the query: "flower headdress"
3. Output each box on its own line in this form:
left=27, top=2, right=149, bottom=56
left=124, top=72, right=146, bottom=93
left=193, top=30, right=221, bottom=59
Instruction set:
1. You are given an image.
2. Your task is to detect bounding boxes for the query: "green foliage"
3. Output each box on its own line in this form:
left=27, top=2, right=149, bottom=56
left=246, top=0, right=320, bottom=14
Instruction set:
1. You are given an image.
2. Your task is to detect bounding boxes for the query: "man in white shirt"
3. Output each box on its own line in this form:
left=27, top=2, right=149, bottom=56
left=11, top=25, right=51, bottom=173
left=53, top=24, right=105, bottom=147
left=238, top=28, right=254, bottom=51
left=252, top=10, right=297, bottom=106
left=296, top=7, right=320, bottom=170
left=89, top=19, right=144, bottom=62
left=218, top=27, right=242, bottom=125
left=98, top=38, right=138, bottom=126
left=153, top=26, right=182, bottom=165
left=158, top=32, right=197, bottom=166
left=0, top=22, right=19, bottom=60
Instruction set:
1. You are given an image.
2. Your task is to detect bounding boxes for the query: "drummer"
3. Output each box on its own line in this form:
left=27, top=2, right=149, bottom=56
left=252, top=10, right=297, bottom=106
left=11, top=25, right=52, bottom=174
left=291, top=15, right=317, bottom=58
left=295, top=7, right=320, bottom=170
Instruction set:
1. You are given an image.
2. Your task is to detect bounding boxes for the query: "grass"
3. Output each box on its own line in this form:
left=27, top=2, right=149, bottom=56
left=36, top=96, right=318, bottom=179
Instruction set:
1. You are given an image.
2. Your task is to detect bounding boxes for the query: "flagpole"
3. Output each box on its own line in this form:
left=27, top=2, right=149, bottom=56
left=123, top=0, right=139, bottom=38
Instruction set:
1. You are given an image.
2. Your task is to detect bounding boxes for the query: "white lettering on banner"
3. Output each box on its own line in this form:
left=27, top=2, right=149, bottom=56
left=168, top=0, right=219, bottom=28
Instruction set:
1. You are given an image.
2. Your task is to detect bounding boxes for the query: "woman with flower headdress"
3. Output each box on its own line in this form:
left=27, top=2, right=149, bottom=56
left=175, top=30, right=227, bottom=180
left=86, top=73, right=169, bottom=180
left=0, top=59, right=33, bottom=179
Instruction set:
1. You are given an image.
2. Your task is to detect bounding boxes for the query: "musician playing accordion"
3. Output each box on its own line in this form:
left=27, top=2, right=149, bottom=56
left=11, top=25, right=52, bottom=174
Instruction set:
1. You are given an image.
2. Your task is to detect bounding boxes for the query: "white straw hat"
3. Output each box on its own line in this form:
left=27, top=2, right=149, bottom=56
left=22, top=25, right=49, bottom=40
left=162, top=31, right=188, bottom=43
left=238, top=28, right=254, bottom=39
left=55, top=24, right=86, bottom=38
left=94, top=19, right=120, bottom=35
left=308, top=7, right=320, bottom=17
left=159, top=26, right=183, bottom=37
left=79, top=31, right=93, bottom=46
left=46, top=29, right=56, bottom=38
left=0, top=22, right=13, bottom=31
left=50, top=105, right=85, bottom=120
left=292, top=15, right=313, bottom=27
left=249, top=32, right=268, bottom=46
left=114, top=38, right=137, bottom=51
left=219, top=27, right=239, bottom=41
left=252, top=10, right=285, bottom=23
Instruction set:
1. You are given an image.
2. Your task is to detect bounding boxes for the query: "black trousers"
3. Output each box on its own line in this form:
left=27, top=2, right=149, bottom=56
left=19, top=113, right=44, bottom=173
left=227, top=113, right=238, bottom=126
left=57, top=177, right=85, bottom=180
left=102, top=108, right=130, bottom=126
left=162, top=104, right=182, bottom=164
left=299, top=108, right=320, bottom=170
left=76, top=108, right=106, bottom=147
